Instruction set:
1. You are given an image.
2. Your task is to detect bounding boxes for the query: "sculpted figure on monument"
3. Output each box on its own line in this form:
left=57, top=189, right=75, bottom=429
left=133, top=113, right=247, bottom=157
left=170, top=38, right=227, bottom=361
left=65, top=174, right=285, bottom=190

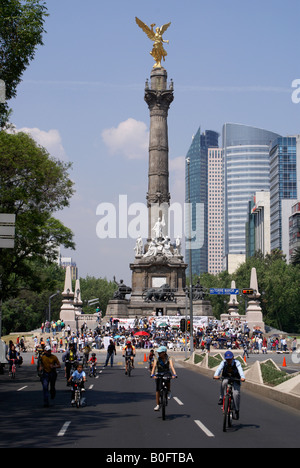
left=135, top=17, right=171, bottom=69
left=152, top=215, right=166, bottom=240
left=185, top=281, right=207, bottom=301
left=174, top=236, right=182, bottom=256
left=142, top=284, right=176, bottom=303
left=113, top=277, right=132, bottom=300
left=134, top=236, right=144, bottom=256
left=162, top=237, right=173, bottom=257
left=144, top=239, right=158, bottom=258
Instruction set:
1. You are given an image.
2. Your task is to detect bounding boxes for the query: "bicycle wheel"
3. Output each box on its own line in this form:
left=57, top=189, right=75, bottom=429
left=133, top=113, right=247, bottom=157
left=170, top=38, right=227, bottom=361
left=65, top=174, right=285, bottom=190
left=228, top=398, right=233, bottom=428
left=128, top=360, right=132, bottom=377
left=223, top=395, right=230, bottom=432
left=75, top=390, right=81, bottom=408
left=161, top=389, right=167, bottom=420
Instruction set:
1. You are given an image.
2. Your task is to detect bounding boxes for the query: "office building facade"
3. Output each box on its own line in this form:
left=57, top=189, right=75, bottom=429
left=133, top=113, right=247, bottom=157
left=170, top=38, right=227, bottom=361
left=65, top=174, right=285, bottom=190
left=246, top=191, right=271, bottom=258
left=185, top=128, right=219, bottom=277
left=289, top=202, right=300, bottom=259
left=270, top=136, right=300, bottom=261
left=208, top=148, right=224, bottom=275
left=222, top=123, right=281, bottom=273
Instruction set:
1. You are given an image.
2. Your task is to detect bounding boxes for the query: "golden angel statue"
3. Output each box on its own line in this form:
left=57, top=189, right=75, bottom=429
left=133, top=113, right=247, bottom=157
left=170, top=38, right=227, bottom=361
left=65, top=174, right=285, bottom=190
left=135, top=17, right=171, bottom=69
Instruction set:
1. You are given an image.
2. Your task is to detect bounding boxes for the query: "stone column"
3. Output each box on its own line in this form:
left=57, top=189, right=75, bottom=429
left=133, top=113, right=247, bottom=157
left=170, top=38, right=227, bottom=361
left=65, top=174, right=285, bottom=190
left=144, top=68, right=174, bottom=241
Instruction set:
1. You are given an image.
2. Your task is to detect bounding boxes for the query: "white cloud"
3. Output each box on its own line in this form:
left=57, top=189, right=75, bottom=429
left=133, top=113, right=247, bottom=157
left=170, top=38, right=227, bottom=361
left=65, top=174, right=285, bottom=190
left=102, top=118, right=149, bottom=160
left=15, top=127, right=68, bottom=161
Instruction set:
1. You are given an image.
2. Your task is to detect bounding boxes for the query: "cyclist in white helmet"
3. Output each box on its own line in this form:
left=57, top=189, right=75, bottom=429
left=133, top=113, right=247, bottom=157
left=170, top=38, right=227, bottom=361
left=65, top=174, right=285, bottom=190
left=151, top=346, right=177, bottom=411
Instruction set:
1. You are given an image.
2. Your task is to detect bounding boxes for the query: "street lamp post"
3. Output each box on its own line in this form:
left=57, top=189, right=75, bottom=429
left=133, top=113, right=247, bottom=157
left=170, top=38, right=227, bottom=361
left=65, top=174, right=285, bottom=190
left=186, top=157, right=194, bottom=354
left=48, top=291, right=60, bottom=323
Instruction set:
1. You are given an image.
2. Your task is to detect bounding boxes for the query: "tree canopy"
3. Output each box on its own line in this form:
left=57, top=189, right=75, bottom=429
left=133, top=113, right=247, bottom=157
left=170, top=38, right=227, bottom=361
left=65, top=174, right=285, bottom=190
left=195, top=251, right=300, bottom=333
left=0, top=0, right=48, bottom=127
left=0, top=130, right=75, bottom=300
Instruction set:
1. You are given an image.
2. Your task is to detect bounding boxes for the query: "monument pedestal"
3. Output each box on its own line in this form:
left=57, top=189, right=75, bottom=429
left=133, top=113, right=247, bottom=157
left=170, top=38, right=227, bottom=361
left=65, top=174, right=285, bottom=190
left=106, top=299, right=130, bottom=319
left=246, top=299, right=265, bottom=332
left=193, top=300, right=213, bottom=317
left=245, top=267, right=265, bottom=332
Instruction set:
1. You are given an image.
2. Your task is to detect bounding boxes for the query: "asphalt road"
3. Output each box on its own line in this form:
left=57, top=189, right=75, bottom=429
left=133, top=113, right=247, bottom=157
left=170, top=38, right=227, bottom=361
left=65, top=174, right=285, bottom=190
left=0, top=351, right=300, bottom=449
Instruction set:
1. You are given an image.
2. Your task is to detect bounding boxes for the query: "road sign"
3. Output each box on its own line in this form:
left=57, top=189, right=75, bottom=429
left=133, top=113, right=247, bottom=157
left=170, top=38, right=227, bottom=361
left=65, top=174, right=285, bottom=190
left=210, top=288, right=240, bottom=295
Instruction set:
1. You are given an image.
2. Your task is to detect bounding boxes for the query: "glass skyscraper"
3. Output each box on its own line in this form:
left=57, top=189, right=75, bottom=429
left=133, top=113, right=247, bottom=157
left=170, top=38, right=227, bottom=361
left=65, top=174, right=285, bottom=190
left=185, top=128, right=219, bottom=277
left=270, top=136, right=299, bottom=254
left=222, top=123, right=281, bottom=272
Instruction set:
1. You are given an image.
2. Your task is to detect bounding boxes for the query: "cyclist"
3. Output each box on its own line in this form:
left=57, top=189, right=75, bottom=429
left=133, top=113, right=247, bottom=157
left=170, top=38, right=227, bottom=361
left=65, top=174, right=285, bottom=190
left=39, top=345, right=61, bottom=408
left=63, top=343, right=80, bottom=384
left=69, top=363, right=87, bottom=406
left=123, top=341, right=136, bottom=375
left=151, top=346, right=177, bottom=411
left=82, top=343, right=91, bottom=367
left=213, top=350, right=245, bottom=420
left=88, top=353, right=97, bottom=376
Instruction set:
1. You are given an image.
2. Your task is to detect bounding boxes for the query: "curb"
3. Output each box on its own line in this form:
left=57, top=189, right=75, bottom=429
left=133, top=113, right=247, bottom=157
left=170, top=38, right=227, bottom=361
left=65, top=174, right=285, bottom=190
left=178, top=353, right=300, bottom=412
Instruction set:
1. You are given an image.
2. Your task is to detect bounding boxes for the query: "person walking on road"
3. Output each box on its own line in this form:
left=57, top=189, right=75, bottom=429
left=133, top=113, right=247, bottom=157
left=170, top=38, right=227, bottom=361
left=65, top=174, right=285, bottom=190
left=104, top=339, right=117, bottom=367
left=39, top=345, right=61, bottom=408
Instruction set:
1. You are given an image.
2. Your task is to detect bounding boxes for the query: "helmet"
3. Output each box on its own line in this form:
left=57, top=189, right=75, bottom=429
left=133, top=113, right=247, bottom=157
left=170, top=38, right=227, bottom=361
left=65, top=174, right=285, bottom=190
left=45, top=345, right=51, bottom=352
left=224, top=351, right=234, bottom=360
left=126, top=341, right=132, bottom=346
left=157, top=346, right=167, bottom=354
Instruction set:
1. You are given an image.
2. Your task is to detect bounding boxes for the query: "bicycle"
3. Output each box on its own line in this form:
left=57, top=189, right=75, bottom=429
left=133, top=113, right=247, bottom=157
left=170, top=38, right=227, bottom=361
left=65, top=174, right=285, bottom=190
left=220, top=377, right=241, bottom=432
left=125, top=356, right=133, bottom=377
left=89, top=362, right=97, bottom=378
left=72, top=379, right=84, bottom=408
left=82, top=353, right=89, bottom=369
left=154, top=372, right=177, bottom=420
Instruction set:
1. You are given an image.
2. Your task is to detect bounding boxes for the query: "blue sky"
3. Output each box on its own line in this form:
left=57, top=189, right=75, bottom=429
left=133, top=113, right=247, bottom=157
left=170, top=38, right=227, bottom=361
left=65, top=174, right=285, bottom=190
left=9, top=0, right=300, bottom=285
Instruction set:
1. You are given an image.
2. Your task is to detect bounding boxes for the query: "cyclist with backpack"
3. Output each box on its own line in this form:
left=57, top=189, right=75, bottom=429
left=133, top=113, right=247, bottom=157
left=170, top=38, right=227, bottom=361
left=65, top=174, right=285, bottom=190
left=213, top=350, right=245, bottom=420
left=63, top=343, right=80, bottom=384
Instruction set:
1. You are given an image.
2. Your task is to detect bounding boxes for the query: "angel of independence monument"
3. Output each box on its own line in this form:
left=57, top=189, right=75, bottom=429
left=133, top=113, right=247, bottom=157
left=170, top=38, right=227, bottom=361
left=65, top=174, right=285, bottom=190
left=106, top=19, right=212, bottom=319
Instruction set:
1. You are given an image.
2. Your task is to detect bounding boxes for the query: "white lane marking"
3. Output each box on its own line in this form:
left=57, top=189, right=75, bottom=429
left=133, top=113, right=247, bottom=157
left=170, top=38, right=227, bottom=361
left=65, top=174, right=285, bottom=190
left=89, top=384, right=94, bottom=390
left=17, top=386, right=28, bottom=392
left=173, top=397, right=184, bottom=406
left=194, top=420, right=215, bottom=438
left=57, top=421, right=71, bottom=437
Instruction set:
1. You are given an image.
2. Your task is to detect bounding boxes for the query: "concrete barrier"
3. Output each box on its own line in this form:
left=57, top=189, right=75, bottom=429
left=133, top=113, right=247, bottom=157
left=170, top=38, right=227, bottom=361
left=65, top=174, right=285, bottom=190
left=179, top=352, right=300, bottom=411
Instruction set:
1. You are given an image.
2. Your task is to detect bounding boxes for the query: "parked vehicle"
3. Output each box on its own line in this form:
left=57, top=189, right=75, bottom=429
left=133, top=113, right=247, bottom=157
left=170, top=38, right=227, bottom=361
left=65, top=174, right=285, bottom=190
left=0, top=340, right=7, bottom=374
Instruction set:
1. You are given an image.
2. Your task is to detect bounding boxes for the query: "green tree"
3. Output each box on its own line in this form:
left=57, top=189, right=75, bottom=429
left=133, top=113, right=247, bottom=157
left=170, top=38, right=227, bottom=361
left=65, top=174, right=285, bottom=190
left=199, top=271, right=233, bottom=319
left=1, top=260, right=65, bottom=335
left=0, top=131, right=75, bottom=300
left=233, top=251, right=300, bottom=333
left=79, top=276, right=117, bottom=317
left=0, top=0, right=48, bottom=127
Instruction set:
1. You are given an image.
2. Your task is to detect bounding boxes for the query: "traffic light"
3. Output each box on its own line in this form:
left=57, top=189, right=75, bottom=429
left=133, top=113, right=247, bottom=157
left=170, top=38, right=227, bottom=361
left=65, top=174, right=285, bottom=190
left=187, top=320, right=191, bottom=332
left=242, top=289, right=254, bottom=295
left=180, top=318, right=186, bottom=332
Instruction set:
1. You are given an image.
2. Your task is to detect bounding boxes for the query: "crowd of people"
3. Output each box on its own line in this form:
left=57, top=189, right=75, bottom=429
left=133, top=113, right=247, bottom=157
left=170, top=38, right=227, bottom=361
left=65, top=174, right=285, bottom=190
left=2, top=316, right=296, bottom=411
left=33, top=316, right=294, bottom=358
